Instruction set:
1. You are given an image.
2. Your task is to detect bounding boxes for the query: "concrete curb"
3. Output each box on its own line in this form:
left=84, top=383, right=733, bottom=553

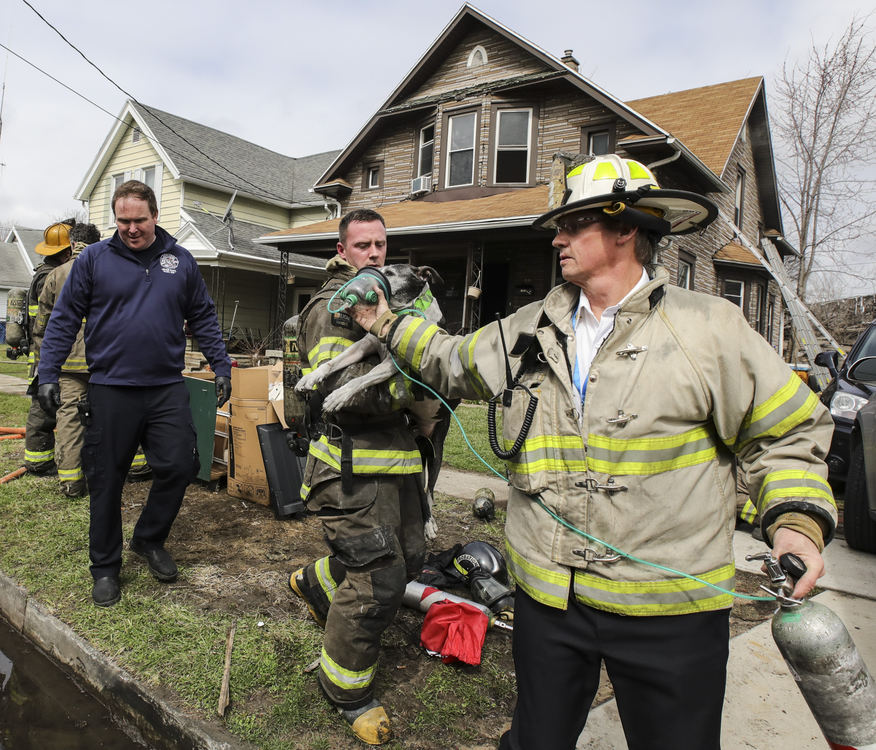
left=0, top=572, right=250, bottom=750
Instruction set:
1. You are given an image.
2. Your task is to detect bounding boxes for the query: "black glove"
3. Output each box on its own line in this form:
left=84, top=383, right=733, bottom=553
left=37, top=382, right=61, bottom=418
left=215, top=375, right=232, bottom=408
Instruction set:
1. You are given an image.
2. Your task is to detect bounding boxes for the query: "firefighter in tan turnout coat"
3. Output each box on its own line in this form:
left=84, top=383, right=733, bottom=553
left=353, top=155, right=837, bottom=750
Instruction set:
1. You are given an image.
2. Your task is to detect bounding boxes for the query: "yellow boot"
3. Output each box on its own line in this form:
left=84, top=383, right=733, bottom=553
left=288, top=568, right=326, bottom=628
left=338, top=700, right=392, bottom=745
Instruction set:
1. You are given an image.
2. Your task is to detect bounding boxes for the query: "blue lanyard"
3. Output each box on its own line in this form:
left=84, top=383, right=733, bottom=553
left=571, top=309, right=586, bottom=404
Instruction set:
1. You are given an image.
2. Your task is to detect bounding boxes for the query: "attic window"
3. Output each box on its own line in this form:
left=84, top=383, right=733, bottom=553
left=467, top=45, right=487, bottom=68
left=132, top=127, right=141, bottom=143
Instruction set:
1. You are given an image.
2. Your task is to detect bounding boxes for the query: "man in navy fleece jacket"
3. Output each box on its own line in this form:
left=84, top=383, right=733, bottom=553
left=38, top=180, right=232, bottom=607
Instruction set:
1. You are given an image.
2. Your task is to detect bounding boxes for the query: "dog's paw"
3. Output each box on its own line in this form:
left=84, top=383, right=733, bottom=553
left=321, top=384, right=356, bottom=413
left=424, top=517, right=439, bottom=541
left=295, top=368, right=328, bottom=392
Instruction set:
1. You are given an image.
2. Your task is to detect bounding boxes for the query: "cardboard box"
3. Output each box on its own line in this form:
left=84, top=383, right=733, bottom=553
left=227, top=397, right=280, bottom=506
left=231, top=365, right=273, bottom=401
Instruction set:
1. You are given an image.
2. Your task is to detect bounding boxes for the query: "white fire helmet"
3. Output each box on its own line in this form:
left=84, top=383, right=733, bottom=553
left=533, top=154, right=717, bottom=236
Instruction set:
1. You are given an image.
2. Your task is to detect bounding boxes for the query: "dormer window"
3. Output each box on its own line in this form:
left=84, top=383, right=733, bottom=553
left=467, top=45, right=487, bottom=68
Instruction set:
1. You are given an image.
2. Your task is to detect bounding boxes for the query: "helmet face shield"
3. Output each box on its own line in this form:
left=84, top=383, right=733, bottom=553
left=536, top=153, right=717, bottom=236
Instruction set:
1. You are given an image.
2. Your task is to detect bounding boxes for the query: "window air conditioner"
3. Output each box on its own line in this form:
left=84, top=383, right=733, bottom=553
left=411, top=175, right=431, bottom=195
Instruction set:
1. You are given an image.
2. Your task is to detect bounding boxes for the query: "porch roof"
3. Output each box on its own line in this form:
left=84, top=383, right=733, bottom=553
left=256, top=185, right=551, bottom=246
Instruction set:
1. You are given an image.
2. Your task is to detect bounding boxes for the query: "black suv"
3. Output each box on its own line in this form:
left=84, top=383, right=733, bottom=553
left=815, top=320, right=876, bottom=482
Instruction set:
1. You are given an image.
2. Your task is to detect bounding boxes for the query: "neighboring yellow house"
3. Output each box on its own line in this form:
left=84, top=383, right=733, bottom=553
left=74, top=100, right=339, bottom=346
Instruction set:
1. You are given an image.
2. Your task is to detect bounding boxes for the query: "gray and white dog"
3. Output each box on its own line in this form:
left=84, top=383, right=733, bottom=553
left=295, top=264, right=453, bottom=538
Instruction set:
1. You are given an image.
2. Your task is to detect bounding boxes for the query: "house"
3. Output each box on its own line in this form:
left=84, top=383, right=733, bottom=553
left=258, top=3, right=790, bottom=350
left=74, top=101, right=341, bottom=345
left=0, top=226, right=43, bottom=333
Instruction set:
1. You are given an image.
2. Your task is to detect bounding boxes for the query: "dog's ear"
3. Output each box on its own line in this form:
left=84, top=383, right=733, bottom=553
left=416, top=265, right=444, bottom=294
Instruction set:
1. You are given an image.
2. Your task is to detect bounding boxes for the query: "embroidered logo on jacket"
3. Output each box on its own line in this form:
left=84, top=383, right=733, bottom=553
left=160, top=253, right=180, bottom=274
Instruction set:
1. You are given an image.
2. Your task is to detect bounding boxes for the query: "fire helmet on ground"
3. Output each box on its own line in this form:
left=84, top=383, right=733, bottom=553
left=453, top=541, right=508, bottom=584
left=532, top=153, right=717, bottom=236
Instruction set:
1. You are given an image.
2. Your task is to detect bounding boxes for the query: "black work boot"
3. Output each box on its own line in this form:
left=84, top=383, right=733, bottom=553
left=92, top=576, right=121, bottom=607
left=129, top=538, right=178, bottom=582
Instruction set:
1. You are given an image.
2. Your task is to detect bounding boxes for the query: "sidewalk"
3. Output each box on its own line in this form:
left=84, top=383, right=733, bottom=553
left=578, top=532, right=876, bottom=749
left=0, top=373, right=30, bottom=397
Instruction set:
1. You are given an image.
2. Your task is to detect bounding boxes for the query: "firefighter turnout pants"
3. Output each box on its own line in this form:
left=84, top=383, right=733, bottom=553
left=24, top=394, right=56, bottom=473
left=499, top=589, right=730, bottom=750
left=55, top=372, right=89, bottom=495
left=297, top=474, right=426, bottom=709
left=84, top=382, right=199, bottom=581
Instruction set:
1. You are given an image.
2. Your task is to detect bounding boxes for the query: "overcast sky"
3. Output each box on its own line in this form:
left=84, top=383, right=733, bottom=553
left=0, top=0, right=871, bottom=236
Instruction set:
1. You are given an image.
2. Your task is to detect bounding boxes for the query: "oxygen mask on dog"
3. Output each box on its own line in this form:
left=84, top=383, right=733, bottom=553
left=331, top=267, right=391, bottom=313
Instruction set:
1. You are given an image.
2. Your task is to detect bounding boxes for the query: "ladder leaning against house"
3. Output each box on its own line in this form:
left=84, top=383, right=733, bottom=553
left=716, top=213, right=842, bottom=392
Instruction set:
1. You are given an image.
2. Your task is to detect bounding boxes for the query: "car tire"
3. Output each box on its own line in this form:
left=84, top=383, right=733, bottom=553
left=843, top=440, right=876, bottom=553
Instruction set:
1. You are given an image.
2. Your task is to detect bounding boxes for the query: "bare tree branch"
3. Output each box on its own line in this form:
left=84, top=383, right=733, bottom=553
left=773, top=14, right=876, bottom=301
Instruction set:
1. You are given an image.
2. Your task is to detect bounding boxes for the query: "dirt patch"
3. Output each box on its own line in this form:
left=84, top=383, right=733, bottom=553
left=119, top=478, right=776, bottom=748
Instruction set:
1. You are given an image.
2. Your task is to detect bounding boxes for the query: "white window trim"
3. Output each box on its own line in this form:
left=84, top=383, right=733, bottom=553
left=107, top=163, right=163, bottom=226
left=678, top=258, right=693, bottom=289
left=734, top=167, right=746, bottom=228
left=493, top=108, right=532, bottom=185
left=446, top=112, right=477, bottom=188
left=723, top=278, right=745, bottom=308
left=418, top=124, right=435, bottom=178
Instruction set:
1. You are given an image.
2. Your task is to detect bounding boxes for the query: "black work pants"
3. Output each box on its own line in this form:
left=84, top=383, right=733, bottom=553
left=499, top=589, right=729, bottom=750
left=84, top=382, right=197, bottom=580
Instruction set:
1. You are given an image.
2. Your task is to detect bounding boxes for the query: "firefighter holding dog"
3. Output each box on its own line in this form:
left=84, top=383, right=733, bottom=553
left=352, top=155, right=837, bottom=750
left=287, top=208, right=424, bottom=745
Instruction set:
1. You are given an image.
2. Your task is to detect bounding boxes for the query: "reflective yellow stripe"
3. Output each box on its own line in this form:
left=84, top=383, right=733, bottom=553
left=455, top=328, right=492, bottom=399
left=58, top=467, right=84, bottom=481
left=25, top=448, right=54, bottom=461
left=299, top=481, right=311, bottom=500
left=309, top=435, right=422, bottom=474
left=320, top=648, right=376, bottom=692
left=130, top=453, right=147, bottom=469
left=308, top=336, right=354, bottom=367
left=507, top=434, right=587, bottom=474
left=739, top=498, right=758, bottom=523
left=592, top=161, right=620, bottom=180
left=28, top=304, right=38, bottom=316
left=586, top=426, right=717, bottom=475
left=736, top=375, right=819, bottom=449
left=506, top=542, right=570, bottom=609
left=626, top=160, right=652, bottom=180
left=757, top=469, right=835, bottom=512
left=315, top=556, right=338, bottom=603
left=573, top=564, right=735, bottom=615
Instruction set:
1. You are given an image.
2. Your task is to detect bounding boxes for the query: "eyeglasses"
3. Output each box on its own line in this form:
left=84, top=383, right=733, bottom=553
left=554, top=215, right=601, bottom=236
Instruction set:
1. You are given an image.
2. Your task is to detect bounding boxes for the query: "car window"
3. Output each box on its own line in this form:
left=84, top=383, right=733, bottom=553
left=852, top=323, right=876, bottom=363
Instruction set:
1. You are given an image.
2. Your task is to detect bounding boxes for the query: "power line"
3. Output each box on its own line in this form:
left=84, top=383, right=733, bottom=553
left=0, top=41, right=294, bottom=205
left=19, top=0, right=309, bottom=207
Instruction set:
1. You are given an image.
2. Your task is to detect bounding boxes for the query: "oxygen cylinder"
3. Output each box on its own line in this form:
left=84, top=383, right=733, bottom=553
left=282, top=316, right=309, bottom=455
left=5, top=287, right=28, bottom=347
left=772, top=598, right=876, bottom=748
left=472, top=487, right=496, bottom=520
left=402, top=580, right=495, bottom=622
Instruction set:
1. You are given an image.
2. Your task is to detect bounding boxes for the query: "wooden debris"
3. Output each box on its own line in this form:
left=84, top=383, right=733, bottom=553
left=217, top=620, right=236, bottom=717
